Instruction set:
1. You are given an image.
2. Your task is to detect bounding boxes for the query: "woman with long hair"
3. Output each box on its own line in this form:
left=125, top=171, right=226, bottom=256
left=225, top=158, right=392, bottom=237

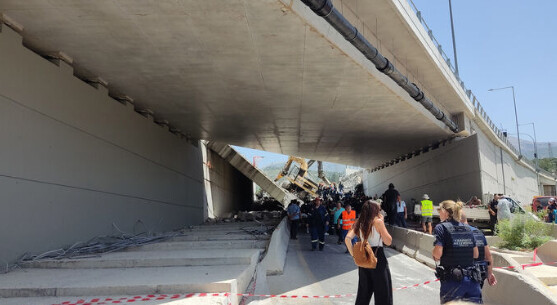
left=432, top=200, right=481, bottom=304
left=345, top=200, right=393, bottom=305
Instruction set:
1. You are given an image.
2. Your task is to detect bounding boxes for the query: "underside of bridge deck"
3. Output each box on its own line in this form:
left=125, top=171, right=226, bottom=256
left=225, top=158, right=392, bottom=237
left=0, top=0, right=464, bottom=168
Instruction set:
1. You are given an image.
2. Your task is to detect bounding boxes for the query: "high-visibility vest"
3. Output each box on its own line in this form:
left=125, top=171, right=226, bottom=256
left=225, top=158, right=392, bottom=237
left=341, top=210, right=356, bottom=230
left=421, top=200, right=433, bottom=217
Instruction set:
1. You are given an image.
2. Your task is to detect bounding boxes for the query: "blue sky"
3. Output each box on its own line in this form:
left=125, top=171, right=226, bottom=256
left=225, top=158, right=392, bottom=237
left=410, top=0, right=556, bottom=142
left=233, top=146, right=289, bottom=168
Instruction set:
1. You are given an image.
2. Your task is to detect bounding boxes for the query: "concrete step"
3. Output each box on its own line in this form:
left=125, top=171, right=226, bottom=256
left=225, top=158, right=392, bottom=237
left=170, top=233, right=270, bottom=242
left=183, top=229, right=267, bottom=236
left=0, top=295, right=230, bottom=305
left=127, top=240, right=268, bottom=251
left=188, top=221, right=277, bottom=231
left=0, top=265, right=250, bottom=298
left=19, top=249, right=261, bottom=269
left=184, top=227, right=271, bottom=234
left=527, top=265, right=557, bottom=286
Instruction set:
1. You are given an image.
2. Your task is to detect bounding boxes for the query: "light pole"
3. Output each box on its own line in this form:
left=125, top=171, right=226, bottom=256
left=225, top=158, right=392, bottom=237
left=488, top=86, right=522, bottom=157
left=519, top=122, right=538, bottom=164
left=512, top=130, right=541, bottom=195
left=448, top=0, right=459, bottom=75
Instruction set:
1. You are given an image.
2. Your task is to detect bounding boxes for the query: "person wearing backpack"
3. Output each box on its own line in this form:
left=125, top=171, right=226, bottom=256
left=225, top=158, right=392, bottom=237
left=345, top=200, right=393, bottom=305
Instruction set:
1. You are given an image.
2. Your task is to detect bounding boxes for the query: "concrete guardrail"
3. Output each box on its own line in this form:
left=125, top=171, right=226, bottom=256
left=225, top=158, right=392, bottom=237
left=260, top=217, right=290, bottom=275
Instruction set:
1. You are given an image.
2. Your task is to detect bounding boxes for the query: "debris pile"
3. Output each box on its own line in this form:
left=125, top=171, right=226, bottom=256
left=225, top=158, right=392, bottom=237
left=339, top=169, right=363, bottom=191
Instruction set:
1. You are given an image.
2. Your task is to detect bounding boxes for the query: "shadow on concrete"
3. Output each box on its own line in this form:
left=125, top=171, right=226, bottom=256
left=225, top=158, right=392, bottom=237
left=266, top=230, right=404, bottom=296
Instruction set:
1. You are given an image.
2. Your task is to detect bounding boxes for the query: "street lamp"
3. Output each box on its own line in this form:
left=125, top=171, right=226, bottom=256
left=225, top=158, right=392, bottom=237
left=519, top=122, right=538, bottom=164
left=448, top=0, right=459, bottom=76
left=488, top=86, right=522, bottom=157
left=517, top=131, right=541, bottom=195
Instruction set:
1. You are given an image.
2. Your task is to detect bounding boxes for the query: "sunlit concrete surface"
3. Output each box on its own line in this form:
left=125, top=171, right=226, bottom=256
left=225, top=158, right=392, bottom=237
left=265, top=232, right=441, bottom=304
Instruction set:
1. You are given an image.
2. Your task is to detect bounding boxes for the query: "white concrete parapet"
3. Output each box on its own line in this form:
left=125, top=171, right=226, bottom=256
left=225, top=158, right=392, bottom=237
left=260, top=217, right=290, bottom=276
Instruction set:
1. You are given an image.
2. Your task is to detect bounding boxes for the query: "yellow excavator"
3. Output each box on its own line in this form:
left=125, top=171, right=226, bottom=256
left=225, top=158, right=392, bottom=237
left=274, top=156, right=330, bottom=199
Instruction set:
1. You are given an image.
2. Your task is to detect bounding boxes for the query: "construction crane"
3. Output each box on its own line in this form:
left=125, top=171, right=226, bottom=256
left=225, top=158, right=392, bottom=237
left=274, top=156, right=331, bottom=199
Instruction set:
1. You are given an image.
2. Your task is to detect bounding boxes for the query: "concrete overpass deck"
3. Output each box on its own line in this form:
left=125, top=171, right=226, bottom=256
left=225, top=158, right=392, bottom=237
left=0, top=0, right=475, bottom=168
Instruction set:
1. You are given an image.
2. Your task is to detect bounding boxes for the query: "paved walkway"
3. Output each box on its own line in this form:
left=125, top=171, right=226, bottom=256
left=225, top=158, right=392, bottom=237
left=265, top=231, right=441, bottom=305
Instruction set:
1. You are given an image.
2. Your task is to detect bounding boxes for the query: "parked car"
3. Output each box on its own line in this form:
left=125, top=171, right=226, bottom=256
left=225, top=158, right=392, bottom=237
left=532, top=196, right=554, bottom=212
left=500, top=196, right=524, bottom=214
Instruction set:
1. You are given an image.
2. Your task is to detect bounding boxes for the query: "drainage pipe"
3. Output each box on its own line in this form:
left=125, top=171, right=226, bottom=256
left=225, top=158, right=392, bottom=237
left=300, top=0, right=459, bottom=133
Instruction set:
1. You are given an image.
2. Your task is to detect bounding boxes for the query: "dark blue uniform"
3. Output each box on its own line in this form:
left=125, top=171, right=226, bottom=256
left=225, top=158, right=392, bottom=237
left=468, top=225, right=489, bottom=288
left=308, top=204, right=328, bottom=250
left=434, top=220, right=482, bottom=304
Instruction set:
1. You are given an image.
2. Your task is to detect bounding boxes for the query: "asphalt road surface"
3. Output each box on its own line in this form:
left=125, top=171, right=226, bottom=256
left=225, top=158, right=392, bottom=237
left=265, top=230, right=441, bottom=305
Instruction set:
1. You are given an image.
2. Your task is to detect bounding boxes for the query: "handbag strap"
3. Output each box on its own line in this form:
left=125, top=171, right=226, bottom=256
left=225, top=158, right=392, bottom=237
left=371, top=226, right=381, bottom=255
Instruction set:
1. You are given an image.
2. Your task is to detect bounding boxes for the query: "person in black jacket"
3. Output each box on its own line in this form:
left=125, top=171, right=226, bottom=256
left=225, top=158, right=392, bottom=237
left=381, top=183, right=400, bottom=226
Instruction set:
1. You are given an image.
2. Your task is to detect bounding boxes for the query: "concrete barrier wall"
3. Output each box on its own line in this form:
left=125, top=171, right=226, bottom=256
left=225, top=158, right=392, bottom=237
left=0, top=25, right=205, bottom=264
left=261, top=217, right=290, bottom=275
left=364, top=135, right=482, bottom=206
left=537, top=240, right=557, bottom=263
left=475, top=123, right=539, bottom=205
left=483, top=268, right=557, bottom=305
left=387, top=226, right=435, bottom=267
left=364, top=126, right=543, bottom=207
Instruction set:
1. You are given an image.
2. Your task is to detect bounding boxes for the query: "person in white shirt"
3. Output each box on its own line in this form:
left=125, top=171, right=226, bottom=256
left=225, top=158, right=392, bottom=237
left=345, top=200, right=393, bottom=305
left=395, top=195, right=407, bottom=228
left=496, top=197, right=512, bottom=221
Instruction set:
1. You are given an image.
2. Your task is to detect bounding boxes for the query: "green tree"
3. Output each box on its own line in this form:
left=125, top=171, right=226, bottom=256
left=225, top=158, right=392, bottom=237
left=496, top=214, right=553, bottom=250
left=538, top=158, right=557, bottom=173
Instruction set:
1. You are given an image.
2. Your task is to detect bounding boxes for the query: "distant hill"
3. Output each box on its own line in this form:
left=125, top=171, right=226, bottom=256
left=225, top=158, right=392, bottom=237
left=507, top=137, right=557, bottom=159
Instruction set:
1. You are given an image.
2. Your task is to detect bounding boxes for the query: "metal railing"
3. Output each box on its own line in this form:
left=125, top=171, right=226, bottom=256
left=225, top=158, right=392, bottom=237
left=406, top=0, right=554, bottom=177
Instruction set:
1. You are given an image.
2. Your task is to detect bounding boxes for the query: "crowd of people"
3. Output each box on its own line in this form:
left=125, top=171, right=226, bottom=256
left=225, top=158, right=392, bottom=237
left=286, top=182, right=498, bottom=304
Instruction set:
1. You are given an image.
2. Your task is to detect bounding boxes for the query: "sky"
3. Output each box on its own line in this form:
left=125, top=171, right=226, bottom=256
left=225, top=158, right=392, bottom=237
left=232, top=146, right=360, bottom=171
left=233, top=146, right=290, bottom=169
left=410, top=0, right=556, bottom=142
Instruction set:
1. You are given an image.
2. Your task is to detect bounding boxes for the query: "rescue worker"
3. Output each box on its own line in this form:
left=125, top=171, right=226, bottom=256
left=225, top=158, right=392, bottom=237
left=420, top=194, right=434, bottom=234
left=461, top=212, right=497, bottom=289
left=341, top=203, right=357, bottom=253
left=308, top=197, right=328, bottom=251
left=432, top=200, right=482, bottom=304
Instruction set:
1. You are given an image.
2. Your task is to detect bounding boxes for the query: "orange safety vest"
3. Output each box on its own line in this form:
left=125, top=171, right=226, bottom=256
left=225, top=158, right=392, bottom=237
left=341, top=210, right=356, bottom=230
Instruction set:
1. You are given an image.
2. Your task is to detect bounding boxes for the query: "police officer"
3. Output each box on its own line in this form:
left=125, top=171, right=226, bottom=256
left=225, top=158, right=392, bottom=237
left=461, top=212, right=498, bottom=289
left=432, top=200, right=482, bottom=304
left=308, top=197, right=329, bottom=251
